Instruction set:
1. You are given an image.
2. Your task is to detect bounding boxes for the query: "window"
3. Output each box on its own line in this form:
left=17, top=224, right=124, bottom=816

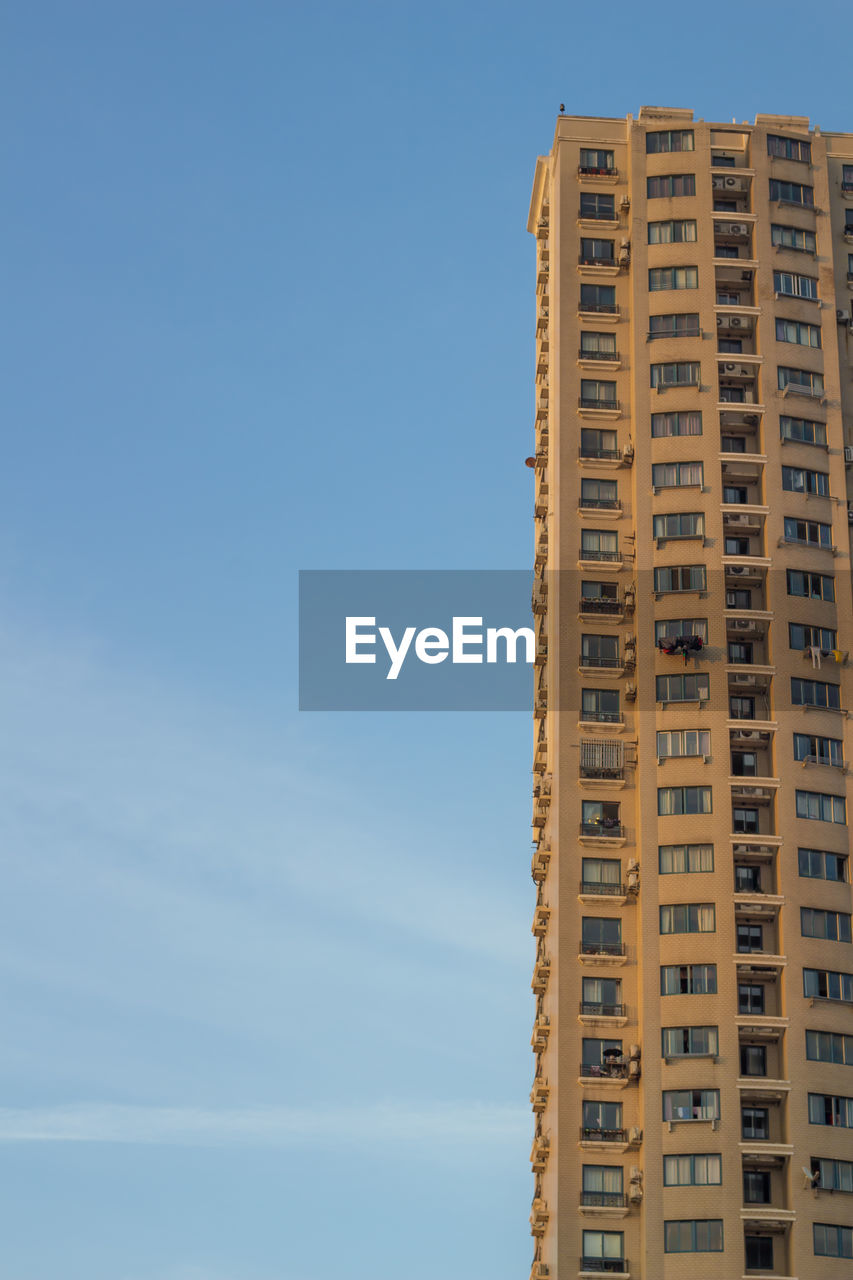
left=581, top=688, right=621, bottom=723
left=799, top=847, right=847, bottom=883
left=648, top=219, right=697, bottom=243
left=767, top=133, right=811, bottom=163
left=647, top=129, right=694, bottom=153
left=774, top=270, right=818, bottom=300
left=580, top=282, right=617, bottom=312
left=648, top=173, right=696, bottom=198
left=580, top=192, right=616, bottom=220
left=804, top=969, right=853, bottom=1003
left=582, top=1099, right=623, bottom=1135
left=792, top=680, right=841, bottom=710
left=790, top=623, right=837, bottom=652
left=582, top=800, right=621, bottom=833
left=776, top=317, right=822, bottom=347
left=652, top=461, right=703, bottom=487
left=727, top=588, right=752, bottom=609
left=813, top=1158, right=853, bottom=1193
left=742, top=1106, right=769, bottom=1139
left=654, top=565, right=707, bottom=594
left=802, top=908, right=852, bottom=942
left=794, top=734, right=843, bottom=766
left=735, top=865, right=761, bottom=893
left=661, top=963, right=717, bottom=995
left=656, top=733, right=710, bottom=762
left=745, top=1236, right=774, bottom=1270
left=725, top=537, right=750, bottom=556
left=781, top=464, right=829, bottom=495
left=658, top=787, right=711, bottom=817
left=582, top=916, right=622, bottom=955
left=581, top=634, right=620, bottom=668
left=580, top=427, right=619, bottom=458
left=582, top=1231, right=624, bottom=1267
left=656, top=673, right=710, bottom=703
left=651, top=361, right=700, bottom=388
left=723, top=485, right=748, bottom=504
left=580, top=148, right=614, bottom=173
left=744, top=1170, right=770, bottom=1203
left=662, top=1026, right=718, bottom=1058
left=733, top=807, right=759, bottom=834
left=582, top=976, right=622, bottom=1015
left=783, top=517, right=832, bottom=547
left=806, top=1030, right=853, bottom=1065
left=738, top=984, right=765, bottom=1015
left=771, top=223, right=816, bottom=252
left=581, top=378, right=617, bottom=407
left=653, top=512, right=704, bottom=540
left=581, top=858, right=622, bottom=893
left=779, top=366, right=824, bottom=395
left=581, top=479, right=619, bottom=510
left=663, top=1154, right=721, bottom=1186
left=770, top=178, right=814, bottom=206
left=843, top=163, right=853, bottom=190
left=728, top=641, right=753, bottom=665
left=787, top=570, right=835, bottom=601
left=737, top=923, right=764, bottom=953
left=663, top=1089, right=719, bottom=1122
left=581, top=529, right=619, bottom=561
left=660, top=903, right=715, bottom=933
left=780, top=415, right=827, bottom=446
left=581, top=1164, right=624, bottom=1206
left=796, top=790, right=846, bottom=824
left=649, top=265, right=698, bottom=290
left=649, top=314, right=700, bottom=340
left=740, top=1044, right=767, bottom=1077
left=580, top=330, right=617, bottom=358
left=814, top=1223, right=853, bottom=1260
left=580, top=236, right=615, bottom=264
left=664, top=1220, right=723, bottom=1254
left=654, top=618, right=708, bottom=644
left=809, top=1093, right=853, bottom=1127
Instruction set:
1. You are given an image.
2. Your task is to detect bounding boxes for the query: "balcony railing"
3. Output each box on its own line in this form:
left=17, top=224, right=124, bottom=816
left=648, top=326, right=700, bottom=339
left=580, top=1127, right=627, bottom=1143
left=578, top=209, right=617, bottom=221
left=580, top=880, right=626, bottom=896
left=580, top=1062, right=628, bottom=1079
left=580, top=302, right=619, bottom=314
left=579, top=255, right=616, bottom=267
left=580, top=822, right=624, bottom=838
left=580, top=655, right=622, bottom=668
left=579, top=498, right=621, bottom=511
left=580, top=765, right=625, bottom=780
left=580, top=1191, right=628, bottom=1207
left=580, top=397, right=620, bottom=410
left=580, top=1002, right=625, bottom=1018
left=579, top=447, right=622, bottom=460
left=579, top=166, right=616, bottom=176
left=580, top=347, right=620, bottom=360
left=580, top=941, right=625, bottom=957
left=580, top=1256, right=628, bottom=1273
left=579, top=598, right=622, bottom=615
left=579, top=548, right=620, bottom=561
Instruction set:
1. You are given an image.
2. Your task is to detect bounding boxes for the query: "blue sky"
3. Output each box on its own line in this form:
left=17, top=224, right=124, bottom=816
left=1, top=1, right=850, bottom=1276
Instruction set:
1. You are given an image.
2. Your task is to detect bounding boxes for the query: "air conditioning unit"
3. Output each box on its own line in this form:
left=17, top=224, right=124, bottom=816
left=698, top=686, right=710, bottom=700
left=628, top=1126, right=643, bottom=1144
left=739, top=731, right=762, bottom=742
left=729, top=223, right=748, bottom=236
left=729, top=566, right=748, bottom=576
left=724, top=362, right=738, bottom=372
left=732, top=619, right=752, bottom=631
left=620, top=196, right=630, bottom=211
left=725, top=176, right=739, bottom=188
left=737, top=675, right=758, bottom=686
left=625, top=681, right=637, bottom=701
left=730, top=316, right=744, bottom=328
left=837, top=309, right=851, bottom=323
left=626, top=858, right=639, bottom=872
left=845, top=446, right=853, bottom=464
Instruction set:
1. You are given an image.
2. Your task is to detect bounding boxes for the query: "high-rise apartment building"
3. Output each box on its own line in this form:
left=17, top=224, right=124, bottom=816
left=527, top=107, right=853, bottom=1279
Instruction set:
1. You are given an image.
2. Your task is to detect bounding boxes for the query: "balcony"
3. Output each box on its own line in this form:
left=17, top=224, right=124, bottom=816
left=579, top=1002, right=626, bottom=1019
left=580, top=880, right=627, bottom=897
left=579, top=1258, right=628, bottom=1276
left=579, top=1191, right=628, bottom=1209
left=580, top=1127, right=627, bottom=1144
left=579, top=445, right=622, bottom=461
left=578, top=254, right=617, bottom=268
left=578, top=165, right=617, bottom=178
left=578, top=597, right=623, bottom=617
left=579, top=302, right=619, bottom=317
left=579, top=397, right=621, bottom=413
left=579, top=1060, right=638, bottom=1086
left=579, top=942, right=626, bottom=966
left=578, top=547, right=621, bottom=563
left=581, top=765, right=625, bottom=783
left=579, top=655, right=624, bottom=674
left=579, top=347, right=621, bottom=362
left=579, top=822, right=625, bottom=844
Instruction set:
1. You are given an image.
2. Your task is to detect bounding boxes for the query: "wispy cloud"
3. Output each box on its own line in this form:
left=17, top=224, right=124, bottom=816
left=0, top=1100, right=528, bottom=1148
